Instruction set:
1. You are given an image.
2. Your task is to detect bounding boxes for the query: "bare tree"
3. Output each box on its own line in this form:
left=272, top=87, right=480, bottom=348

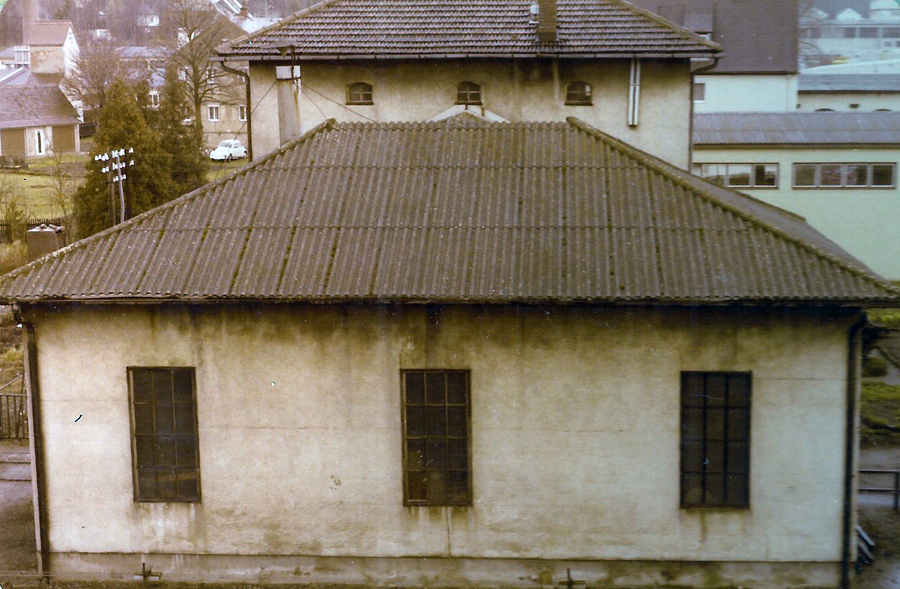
left=62, top=37, right=132, bottom=113
left=46, top=150, right=78, bottom=220
left=156, top=0, right=246, bottom=126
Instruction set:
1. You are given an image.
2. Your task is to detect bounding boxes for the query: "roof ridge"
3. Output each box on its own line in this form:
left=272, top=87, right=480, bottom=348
left=602, top=0, right=721, bottom=52
left=565, top=116, right=900, bottom=298
left=0, top=119, right=338, bottom=284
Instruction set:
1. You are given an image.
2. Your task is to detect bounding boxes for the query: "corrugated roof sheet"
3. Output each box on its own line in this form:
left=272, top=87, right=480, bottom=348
left=799, top=74, right=900, bottom=93
left=693, top=112, right=900, bottom=145
left=0, top=84, right=80, bottom=130
left=629, top=0, right=799, bottom=74
left=1, top=116, right=896, bottom=305
left=218, top=0, right=719, bottom=59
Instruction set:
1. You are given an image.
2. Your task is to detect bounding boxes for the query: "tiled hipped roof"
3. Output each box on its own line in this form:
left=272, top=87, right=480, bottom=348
left=218, top=0, right=719, bottom=59
left=0, top=117, right=896, bottom=305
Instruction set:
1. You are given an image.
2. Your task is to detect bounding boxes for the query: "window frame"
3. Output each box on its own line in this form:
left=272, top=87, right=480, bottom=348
left=456, top=81, right=483, bottom=106
left=238, top=104, right=247, bottom=121
left=346, top=82, right=373, bottom=105
left=693, top=81, right=706, bottom=103
left=791, top=162, right=896, bottom=189
left=149, top=90, right=160, bottom=109
left=693, top=162, right=779, bottom=188
left=680, top=371, right=751, bottom=510
left=565, top=81, right=593, bottom=106
left=207, top=104, right=220, bottom=122
left=128, top=366, right=201, bottom=503
left=401, top=369, right=472, bottom=507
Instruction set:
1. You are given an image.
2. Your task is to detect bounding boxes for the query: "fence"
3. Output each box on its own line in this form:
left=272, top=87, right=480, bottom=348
left=0, top=217, right=70, bottom=244
left=859, top=468, right=900, bottom=511
left=0, top=374, right=26, bottom=439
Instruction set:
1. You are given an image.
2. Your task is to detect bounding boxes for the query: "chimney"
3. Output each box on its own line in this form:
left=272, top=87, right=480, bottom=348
left=537, top=0, right=557, bottom=43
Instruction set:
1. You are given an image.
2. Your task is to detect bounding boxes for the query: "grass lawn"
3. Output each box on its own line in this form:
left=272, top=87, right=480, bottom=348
left=862, top=381, right=900, bottom=447
left=205, top=157, right=249, bottom=183
left=0, top=151, right=89, bottom=219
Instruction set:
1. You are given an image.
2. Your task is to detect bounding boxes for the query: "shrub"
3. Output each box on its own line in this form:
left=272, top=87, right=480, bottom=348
left=864, top=356, right=890, bottom=378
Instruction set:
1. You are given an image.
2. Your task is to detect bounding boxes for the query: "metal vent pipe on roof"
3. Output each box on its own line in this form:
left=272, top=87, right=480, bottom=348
left=537, top=0, right=557, bottom=43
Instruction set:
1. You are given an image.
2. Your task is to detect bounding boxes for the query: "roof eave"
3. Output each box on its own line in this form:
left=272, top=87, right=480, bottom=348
left=217, top=50, right=718, bottom=61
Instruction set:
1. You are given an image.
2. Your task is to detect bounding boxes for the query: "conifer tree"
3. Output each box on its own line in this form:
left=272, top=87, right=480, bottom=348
left=74, top=80, right=177, bottom=238
left=157, top=66, right=209, bottom=195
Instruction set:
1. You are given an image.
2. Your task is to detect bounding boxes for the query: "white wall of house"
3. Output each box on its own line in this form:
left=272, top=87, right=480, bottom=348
left=28, top=303, right=854, bottom=588
left=693, top=145, right=900, bottom=279
left=693, top=74, right=799, bottom=112
left=249, top=58, right=693, bottom=168
left=30, top=28, right=77, bottom=76
left=797, top=91, right=900, bottom=111
left=203, top=101, right=248, bottom=151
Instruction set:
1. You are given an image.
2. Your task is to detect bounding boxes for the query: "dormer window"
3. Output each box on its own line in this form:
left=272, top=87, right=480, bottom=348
left=565, top=81, right=592, bottom=106
left=456, top=81, right=482, bottom=105
left=346, top=82, right=373, bottom=105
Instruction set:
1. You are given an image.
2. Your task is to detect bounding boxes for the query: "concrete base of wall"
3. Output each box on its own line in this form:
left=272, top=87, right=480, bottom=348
left=48, top=553, right=842, bottom=588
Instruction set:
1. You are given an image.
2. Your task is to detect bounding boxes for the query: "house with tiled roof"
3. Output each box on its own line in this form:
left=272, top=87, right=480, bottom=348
left=0, top=68, right=81, bottom=158
left=4, top=116, right=897, bottom=589
left=216, top=0, right=719, bottom=168
left=23, top=20, right=78, bottom=77
left=692, top=111, right=900, bottom=279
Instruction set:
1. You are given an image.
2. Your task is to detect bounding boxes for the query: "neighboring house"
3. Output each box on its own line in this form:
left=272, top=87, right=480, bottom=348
left=217, top=0, right=719, bottom=168
left=24, top=20, right=77, bottom=77
left=1, top=116, right=897, bottom=589
left=120, top=46, right=169, bottom=107
left=693, top=111, right=900, bottom=279
left=798, top=73, right=900, bottom=110
left=630, top=0, right=800, bottom=113
left=0, top=68, right=81, bottom=158
left=802, top=0, right=900, bottom=68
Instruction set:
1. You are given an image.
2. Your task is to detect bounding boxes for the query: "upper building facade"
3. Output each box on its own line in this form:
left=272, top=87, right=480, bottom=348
left=217, top=0, right=719, bottom=168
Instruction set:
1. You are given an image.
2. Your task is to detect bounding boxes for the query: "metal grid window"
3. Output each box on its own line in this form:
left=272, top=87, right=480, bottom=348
left=681, top=372, right=750, bottom=509
left=792, top=162, right=896, bottom=188
left=346, top=82, right=373, bottom=105
left=129, top=367, right=200, bottom=502
left=402, top=370, right=470, bottom=506
left=565, top=81, right=592, bottom=106
left=456, top=81, right=482, bottom=105
left=693, top=163, right=778, bottom=188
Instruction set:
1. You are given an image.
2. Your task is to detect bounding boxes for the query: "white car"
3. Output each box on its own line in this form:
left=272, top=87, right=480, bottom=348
left=209, top=140, right=248, bottom=161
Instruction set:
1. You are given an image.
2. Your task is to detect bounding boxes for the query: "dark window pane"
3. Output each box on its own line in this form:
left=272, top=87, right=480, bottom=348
left=726, top=163, right=751, bottom=186
left=426, top=439, right=447, bottom=471
left=136, top=436, right=155, bottom=465
left=681, top=373, right=706, bottom=406
left=727, top=442, right=749, bottom=474
left=706, top=375, right=727, bottom=406
left=681, top=439, right=703, bottom=472
left=134, top=404, right=154, bottom=434
left=821, top=164, right=842, bottom=186
left=726, top=474, right=748, bottom=506
left=157, top=435, right=176, bottom=466
left=682, top=473, right=704, bottom=506
left=405, top=372, right=425, bottom=405
left=426, top=471, right=447, bottom=503
left=705, top=474, right=725, bottom=505
left=682, top=408, right=704, bottom=439
left=706, top=408, right=725, bottom=440
left=158, top=469, right=176, bottom=498
left=407, top=438, right=426, bottom=470
left=177, top=470, right=199, bottom=500
left=175, top=436, right=197, bottom=467
left=700, top=164, right=727, bottom=186
left=425, top=407, right=446, bottom=436
left=565, top=81, right=592, bottom=105
left=174, top=404, right=194, bottom=434
left=845, top=164, right=868, bottom=186
left=156, top=405, right=175, bottom=434
left=873, top=164, right=895, bottom=186
left=727, top=408, right=750, bottom=440
left=729, top=375, right=750, bottom=407
left=153, top=371, right=174, bottom=406
left=794, top=164, right=816, bottom=187
left=755, top=164, right=777, bottom=186
left=448, top=407, right=467, bottom=437
left=407, top=472, right=426, bottom=502
left=447, top=471, right=469, bottom=502
left=174, top=370, right=193, bottom=403
left=861, top=27, right=878, bottom=38
left=137, top=468, right=157, bottom=498
left=705, top=440, right=725, bottom=472
left=425, top=373, right=445, bottom=405
left=448, top=439, right=468, bottom=470
left=132, top=370, right=152, bottom=403
left=447, top=372, right=467, bottom=404
left=406, top=407, right=425, bottom=437
left=843, top=26, right=856, bottom=38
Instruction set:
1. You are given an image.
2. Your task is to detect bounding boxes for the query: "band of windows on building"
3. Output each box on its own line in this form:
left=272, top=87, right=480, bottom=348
left=129, top=366, right=748, bottom=510
left=342, top=81, right=595, bottom=107
left=694, top=162, right=896, bottom=189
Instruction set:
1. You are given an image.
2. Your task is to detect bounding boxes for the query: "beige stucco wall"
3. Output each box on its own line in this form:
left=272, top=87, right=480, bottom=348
left=203, top=102, right=248, bottom=151
left=693, top=145, right=900, bottom=279
left=249, top=58, right=692, bottom=168
left=27, top=303, right=854, bottom=587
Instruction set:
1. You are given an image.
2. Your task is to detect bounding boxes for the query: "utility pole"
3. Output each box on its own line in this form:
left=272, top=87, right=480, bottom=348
left=94, top=148, right=135, bottom=224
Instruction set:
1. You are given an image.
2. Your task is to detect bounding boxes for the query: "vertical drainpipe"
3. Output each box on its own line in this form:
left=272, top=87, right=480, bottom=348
left=841, top=313, right=867, bottom=589
left=16, top=305, right=50, bottom=578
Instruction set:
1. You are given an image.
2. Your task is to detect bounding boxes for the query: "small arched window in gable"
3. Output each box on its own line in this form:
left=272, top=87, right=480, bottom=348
left=347, top=82, right=374, bottom=105
left=565, top=81, right=592, bottom=106
left=456, top=81, right=483, bottom=105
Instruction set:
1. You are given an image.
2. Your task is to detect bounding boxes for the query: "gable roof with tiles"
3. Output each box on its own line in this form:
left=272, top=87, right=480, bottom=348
left=694, top=112, right=900, bottom=146
left=1, top=117, right=896, bottom=305
left=0, top=84, right=80, bottom=130
left=218, top=0, right=719, bottom=60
